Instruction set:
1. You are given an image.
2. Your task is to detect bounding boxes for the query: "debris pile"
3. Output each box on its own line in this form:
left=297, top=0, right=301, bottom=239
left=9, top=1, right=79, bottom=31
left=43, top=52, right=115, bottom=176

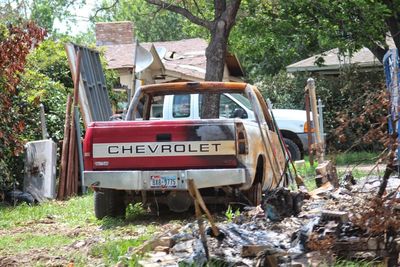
left=134, top=175, right=400, bottom=266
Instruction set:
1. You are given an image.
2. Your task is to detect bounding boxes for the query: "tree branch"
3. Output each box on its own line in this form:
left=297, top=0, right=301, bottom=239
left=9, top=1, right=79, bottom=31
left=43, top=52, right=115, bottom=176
left=223, top=0, right=241, bottom=30
left=368, top=42, right=388, bottom=63
left=145, top=0, right=212, bottom=29
left=214, top=0, right=226, bottom=19
left=92, top=0, right=119, bottom=18
left=193, top=0, right=206, bottom=20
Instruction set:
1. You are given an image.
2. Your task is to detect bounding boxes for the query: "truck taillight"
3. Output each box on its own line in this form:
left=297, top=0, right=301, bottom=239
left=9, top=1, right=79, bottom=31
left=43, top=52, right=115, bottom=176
left=304, top=121, right=315, bottom=133
left=235, top=122, right=248, bottom=154
left=83, top=127, right=93, bottom=171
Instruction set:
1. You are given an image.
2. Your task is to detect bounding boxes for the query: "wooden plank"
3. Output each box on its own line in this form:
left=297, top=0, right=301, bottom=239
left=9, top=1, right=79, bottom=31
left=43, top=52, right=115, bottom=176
left=306, top=79, right=323, bottom=163
left=187, top=179, right=219, bottom=237
left=66, top=109, right=76, bottom=197
left=57, top=94, right=72, bottom=200
left=304, top=90, right=314, bottom=166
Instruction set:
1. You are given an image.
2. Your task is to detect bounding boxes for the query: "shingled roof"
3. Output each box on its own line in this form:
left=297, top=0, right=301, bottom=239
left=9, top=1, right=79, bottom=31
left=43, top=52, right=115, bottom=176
left=142, top=38, right=208, bottom=80
left=286, top=47, right=383, bottom=73
left=100, top=37, right=243, bottom=80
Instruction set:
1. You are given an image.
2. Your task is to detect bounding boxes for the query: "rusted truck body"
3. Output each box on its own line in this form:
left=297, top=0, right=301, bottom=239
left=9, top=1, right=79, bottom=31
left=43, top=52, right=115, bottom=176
left=83, top=82, right=288, bottom=218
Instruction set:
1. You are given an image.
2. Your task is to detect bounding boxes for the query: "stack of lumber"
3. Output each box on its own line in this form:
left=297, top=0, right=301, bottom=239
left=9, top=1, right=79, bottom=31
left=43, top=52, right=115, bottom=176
left=57, top=50, right=81, bottom=200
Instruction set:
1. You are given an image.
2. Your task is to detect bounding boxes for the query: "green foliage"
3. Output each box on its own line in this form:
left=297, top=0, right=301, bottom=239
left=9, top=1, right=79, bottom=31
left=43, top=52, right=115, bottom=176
left=0, top=21, right=46, bottom=190
left=18, top=70, right=68, bottom=142
left=256, top=71, right=307, bottom=109
left=0, top=23, right=8, bottom=41
left=90, top=237, right=146, bottom=265
left=256, top=68, right=385, bottom=152
left=230, top=0, right=321, bottom=76
left=26, top=39, right=73, bottom=88
left=94, top=0, right=203, bottom=42
left=1, top=0, right=85, bottom=33
left=225, top=205, right=240, bottom=223
left=126, top=202, right=146, bottom=220
left=230, top=0, right=391, bottom=76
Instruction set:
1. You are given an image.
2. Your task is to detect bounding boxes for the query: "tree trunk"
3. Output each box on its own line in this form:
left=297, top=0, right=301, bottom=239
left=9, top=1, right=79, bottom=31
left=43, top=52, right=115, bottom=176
left=201, top=19, right=228, bottom=119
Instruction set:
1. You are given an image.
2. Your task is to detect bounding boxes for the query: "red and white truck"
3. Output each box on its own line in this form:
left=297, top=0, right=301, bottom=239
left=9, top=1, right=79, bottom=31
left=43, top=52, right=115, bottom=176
left=83, top=82, right=289, bottom=219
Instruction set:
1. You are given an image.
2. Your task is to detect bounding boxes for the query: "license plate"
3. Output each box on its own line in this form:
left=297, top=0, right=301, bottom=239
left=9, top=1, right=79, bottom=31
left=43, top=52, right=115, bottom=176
left=150, top=175, right=177, bottom=189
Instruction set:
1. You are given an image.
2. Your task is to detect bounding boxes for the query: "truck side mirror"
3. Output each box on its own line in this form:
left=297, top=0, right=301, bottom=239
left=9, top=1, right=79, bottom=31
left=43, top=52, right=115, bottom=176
left=231, top=108, right=247, bottom=119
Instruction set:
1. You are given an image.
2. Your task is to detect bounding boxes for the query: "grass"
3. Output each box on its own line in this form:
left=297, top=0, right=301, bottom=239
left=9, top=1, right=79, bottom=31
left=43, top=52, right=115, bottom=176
left=331, top=151, right=380, bottom=166
left=0, top=233, right=72, bottom=253
left=295, top=151, right=383, bottom=191
left=90, top=235, right=150, bottom=266
left=0, top=194, right=166, bottom=266
left=333, top=259, right=385, bottom=267
left=0, top=194, right=97, bottom=229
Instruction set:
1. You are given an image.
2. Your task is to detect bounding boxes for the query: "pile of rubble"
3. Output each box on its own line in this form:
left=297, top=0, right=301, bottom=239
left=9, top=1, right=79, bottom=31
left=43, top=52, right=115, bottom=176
left=126, top=174, right=400, bottom=266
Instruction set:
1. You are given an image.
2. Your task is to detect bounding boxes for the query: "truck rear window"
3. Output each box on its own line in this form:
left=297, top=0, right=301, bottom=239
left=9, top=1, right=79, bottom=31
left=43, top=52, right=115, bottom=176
left=173, top=94, right=190, bottom=118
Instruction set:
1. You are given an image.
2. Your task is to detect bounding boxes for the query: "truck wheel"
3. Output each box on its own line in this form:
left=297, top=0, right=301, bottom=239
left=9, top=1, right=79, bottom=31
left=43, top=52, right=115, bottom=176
left=247, top=182, right=262, bottom=206
left=94, top=189, right=126, bottom=219
left=284, top=138, right=301, bottom=161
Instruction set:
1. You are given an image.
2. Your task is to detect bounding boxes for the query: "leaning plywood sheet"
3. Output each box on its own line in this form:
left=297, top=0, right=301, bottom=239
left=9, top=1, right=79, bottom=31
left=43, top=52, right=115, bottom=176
left=65, top=43, right=113, bottom=126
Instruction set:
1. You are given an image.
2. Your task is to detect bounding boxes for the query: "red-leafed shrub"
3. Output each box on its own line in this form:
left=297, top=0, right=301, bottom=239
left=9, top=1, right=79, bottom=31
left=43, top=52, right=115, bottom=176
left=0, top=21, right=46, bottom=189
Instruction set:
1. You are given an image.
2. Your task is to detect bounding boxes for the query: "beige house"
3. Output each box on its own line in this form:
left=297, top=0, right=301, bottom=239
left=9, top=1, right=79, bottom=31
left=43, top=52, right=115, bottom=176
left=95, top=21, right=244, bottom=93
left=286, top=47, right=384, bottom=75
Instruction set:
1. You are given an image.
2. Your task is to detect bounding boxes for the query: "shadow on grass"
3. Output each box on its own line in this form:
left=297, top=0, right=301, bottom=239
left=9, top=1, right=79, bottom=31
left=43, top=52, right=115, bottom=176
left=98, top=202, right=196, bottom=230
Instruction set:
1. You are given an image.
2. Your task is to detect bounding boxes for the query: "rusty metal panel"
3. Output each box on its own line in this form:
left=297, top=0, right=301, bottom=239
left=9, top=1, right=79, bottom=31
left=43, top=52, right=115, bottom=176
left=65, top=43, right=113, bottom=125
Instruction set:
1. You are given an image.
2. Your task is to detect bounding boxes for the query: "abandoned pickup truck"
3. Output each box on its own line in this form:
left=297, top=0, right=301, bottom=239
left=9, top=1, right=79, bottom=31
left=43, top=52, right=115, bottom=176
left=83, top=82, right=289, bottom=219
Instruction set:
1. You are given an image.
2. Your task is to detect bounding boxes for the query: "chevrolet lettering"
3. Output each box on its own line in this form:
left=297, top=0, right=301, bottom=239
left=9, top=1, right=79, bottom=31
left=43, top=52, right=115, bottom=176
left=92, top=141, right=235, bottom=158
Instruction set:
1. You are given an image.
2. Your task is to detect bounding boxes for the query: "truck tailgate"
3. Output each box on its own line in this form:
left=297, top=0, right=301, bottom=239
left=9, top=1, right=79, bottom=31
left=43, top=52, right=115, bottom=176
left=84, top=120, right=238, bottom=170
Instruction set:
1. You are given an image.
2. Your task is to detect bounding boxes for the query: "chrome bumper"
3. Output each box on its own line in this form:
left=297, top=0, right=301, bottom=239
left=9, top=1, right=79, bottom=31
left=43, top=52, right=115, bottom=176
left=83, top=169, right=246, bottom=190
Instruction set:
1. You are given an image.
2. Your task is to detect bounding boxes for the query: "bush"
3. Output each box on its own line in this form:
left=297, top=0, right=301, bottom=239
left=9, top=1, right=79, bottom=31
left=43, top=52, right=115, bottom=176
left=253, top=68, right=386, bottom=152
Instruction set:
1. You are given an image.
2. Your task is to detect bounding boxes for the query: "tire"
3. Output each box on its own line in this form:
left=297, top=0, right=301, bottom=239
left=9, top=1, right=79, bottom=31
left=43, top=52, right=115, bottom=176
left=246, top=182, right=262, bottom=206
left=94, top=189, right=126, bottom=219
left=283, top=138, right=301, bottom=161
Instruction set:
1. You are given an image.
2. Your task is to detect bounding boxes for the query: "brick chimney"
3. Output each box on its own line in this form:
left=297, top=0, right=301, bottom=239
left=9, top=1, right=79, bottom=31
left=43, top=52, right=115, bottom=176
left=95, top=21, right=134, bottom=46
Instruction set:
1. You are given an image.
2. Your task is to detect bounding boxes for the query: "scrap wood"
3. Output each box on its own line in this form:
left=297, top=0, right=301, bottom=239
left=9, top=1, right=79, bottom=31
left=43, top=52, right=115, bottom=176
left=315, top=160, right=339, bottom=188
left=133, top=225, right=181, bottom=254
left=187, top=179, right=220, bottom=237
left=194, top=196, right=209, bottom=259
left=57, top=94, right=72, bottom=200
left=308, top=182, right=333, bottom=199
left=58, top=49, right=82, bottom=199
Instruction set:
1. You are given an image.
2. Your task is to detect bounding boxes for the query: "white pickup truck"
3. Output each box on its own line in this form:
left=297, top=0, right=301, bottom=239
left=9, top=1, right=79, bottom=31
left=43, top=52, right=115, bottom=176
left=147, top=93, right=310, bottom=160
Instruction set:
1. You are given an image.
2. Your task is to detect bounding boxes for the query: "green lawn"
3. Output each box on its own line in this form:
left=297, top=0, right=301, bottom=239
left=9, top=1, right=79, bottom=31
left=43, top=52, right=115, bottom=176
left=0, top=195, right=167, bottom=266
left=295, top=151, right=383, bottom=191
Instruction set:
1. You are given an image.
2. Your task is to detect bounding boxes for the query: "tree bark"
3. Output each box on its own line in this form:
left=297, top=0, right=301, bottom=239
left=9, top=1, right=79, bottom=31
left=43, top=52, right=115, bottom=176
left=201, top=19, right=229, bottom=118
left=368, top=43, right=387, bottom=63
left=144, top=0, right=241, bottom=118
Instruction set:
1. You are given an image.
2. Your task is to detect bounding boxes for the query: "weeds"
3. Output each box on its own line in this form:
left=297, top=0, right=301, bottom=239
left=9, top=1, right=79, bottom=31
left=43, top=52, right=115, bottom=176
left=225, top=205, right=240, bottom=222
left=90, top=235, right=150, bottom=265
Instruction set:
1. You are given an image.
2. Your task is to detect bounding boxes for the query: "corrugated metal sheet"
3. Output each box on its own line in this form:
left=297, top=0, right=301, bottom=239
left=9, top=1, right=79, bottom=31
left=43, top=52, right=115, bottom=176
left=65, top=43, right=113, bottom=124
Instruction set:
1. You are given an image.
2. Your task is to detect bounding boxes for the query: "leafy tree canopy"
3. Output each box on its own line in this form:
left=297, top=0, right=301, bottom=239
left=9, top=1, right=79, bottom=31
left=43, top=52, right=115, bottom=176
left=230, top=0, right=391, bottom=77
left=93, top=0, right=205, bottom=42
left=0, top=0, right=85, bottom=33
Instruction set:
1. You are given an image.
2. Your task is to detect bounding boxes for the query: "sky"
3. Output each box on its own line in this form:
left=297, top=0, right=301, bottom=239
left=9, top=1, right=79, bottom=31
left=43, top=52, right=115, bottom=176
left=53, top=0, right=96, bottom=35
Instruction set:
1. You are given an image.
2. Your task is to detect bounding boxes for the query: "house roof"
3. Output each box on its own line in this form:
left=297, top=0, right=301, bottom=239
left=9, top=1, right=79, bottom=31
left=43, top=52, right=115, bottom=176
left=142, top=38, right=208, bottom=79
left=286, top=47, right=383, bottom=73
left=101, top=43, right=136, bottom=69
left=100, top=38, right=243, bottom=79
